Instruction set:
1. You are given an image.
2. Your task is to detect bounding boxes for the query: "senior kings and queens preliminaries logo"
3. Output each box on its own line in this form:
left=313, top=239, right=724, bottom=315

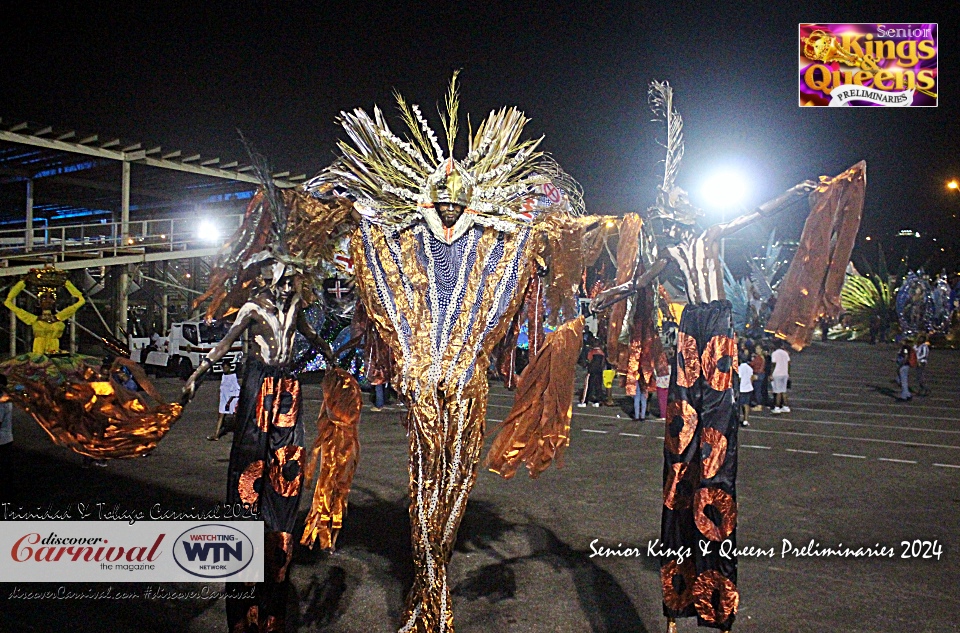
left=799, top=23, right=937, bottom=107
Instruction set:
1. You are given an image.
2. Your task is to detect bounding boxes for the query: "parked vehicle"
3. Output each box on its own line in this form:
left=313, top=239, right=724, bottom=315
left=130, top=321, right=242, bottom=379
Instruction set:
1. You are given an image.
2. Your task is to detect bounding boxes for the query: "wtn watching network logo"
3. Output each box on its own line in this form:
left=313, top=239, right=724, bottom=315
left=0, top=521, right=263, bottom=582
left=173, top=524, right=256, bottom=579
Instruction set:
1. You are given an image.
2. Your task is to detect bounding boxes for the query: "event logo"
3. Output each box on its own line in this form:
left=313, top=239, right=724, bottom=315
left=172, top=524, right=255, bottom=579
left=799, top=24, right=937, bottom=107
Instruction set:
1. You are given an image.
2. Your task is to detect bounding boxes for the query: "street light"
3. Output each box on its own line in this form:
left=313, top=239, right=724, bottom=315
left=948, top=180, right=958, bottom=190
left=701, top=169, right=749, bottom=262
left=197, top=219, right=220, bottom=243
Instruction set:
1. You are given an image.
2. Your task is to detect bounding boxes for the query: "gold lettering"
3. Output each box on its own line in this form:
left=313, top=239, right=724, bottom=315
left=896, top=40, right=918, bottom=66
left=869, top=39, right=896, bottom=60
left=853, top=71, right=871, bottom=85
left=917, top=69, right=936, bottom=91
left=873, top=69, right=895, bottom=89
left=803, top=64, right=834, bottom=93
left=841, top=33, right=865, bottom=57
left=917, top=40, right=936, bottom=60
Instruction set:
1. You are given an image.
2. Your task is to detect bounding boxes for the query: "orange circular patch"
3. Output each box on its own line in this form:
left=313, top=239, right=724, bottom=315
left=661, top=558, right=696, bottom=611
left=692, top=569, right=739, bottom=625
left=676, top=332, right=701, bottom=388
left=700, top=335, right=735, bottom=391
left=663, top=462, right=691, bottom=510
left=694, top=487, right=737, bottom=542
left=238, top=460, right=265, bottom=507
left=700, top=428, right=728, bottom=480
left=665, top=399, right=698, bottom=455
left=269, top=446, right=303, bottom=497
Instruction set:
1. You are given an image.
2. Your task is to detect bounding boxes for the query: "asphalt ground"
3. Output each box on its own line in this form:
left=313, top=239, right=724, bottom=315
left=1, top=340, right=959, bottom=632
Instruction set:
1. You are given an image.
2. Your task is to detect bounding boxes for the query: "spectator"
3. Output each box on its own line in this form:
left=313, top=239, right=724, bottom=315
left=602, top=365, right=617, bottom=406
left=632, top=375, right=648, bottom=421
left=654, top=366, right=670, bottom=420
left=896, top=343, right=912, bottom=401
left=913, top=335, right=930, bottom=395
left=749, top=344, right=766, bottom=411
left=771, top=341, right=791, bottom=414
left=583, top=344, right=607, bottom=407
left=0, top=374, right=12, bottom=478
left=737, top=353, right=754, bottom=426
left=208, top=362, right=240, bottom=440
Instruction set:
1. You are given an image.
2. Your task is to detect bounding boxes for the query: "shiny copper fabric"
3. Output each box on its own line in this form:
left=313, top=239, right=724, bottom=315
left=693, top=570, right=740, bottom=625
left=766, top=161, right=866, bottom=350
left=238, top=460, right=265, bottom=506
left=486, top=316, right=584, bottom=479
left=0, top=354, right=182, bottom=459
left=661, top=559, right=696, bottom=611
left=606, top=213, right=642, bottom=359
left=301, top=368, right=362, bottom=551
left=694, top=487, right=737, bottom=542
left=701, top=335, right=735, bottom=392
left=661, top=301, right=739, bottom=630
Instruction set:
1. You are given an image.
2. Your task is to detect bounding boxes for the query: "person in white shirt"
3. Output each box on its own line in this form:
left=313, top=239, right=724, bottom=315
left=913, top=335, right=930, bottom=395
left=208, top=362, right=241, bottom=441
left=737, top=355, right=754, bottom=426
left=770, top=341, right=791, bottom=413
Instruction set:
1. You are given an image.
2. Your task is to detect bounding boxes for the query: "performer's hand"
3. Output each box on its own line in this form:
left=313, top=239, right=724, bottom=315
left=181, top=378, right=198, bottom=405
left=794, top=179, right=818, bottom=193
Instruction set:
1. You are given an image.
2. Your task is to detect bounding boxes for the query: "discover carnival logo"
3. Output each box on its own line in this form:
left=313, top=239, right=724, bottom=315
left=0, top=521, right=263, bottom=582
left=173, top=524, right=255, bottom=579
left=799, top=23, right=937, bottom=107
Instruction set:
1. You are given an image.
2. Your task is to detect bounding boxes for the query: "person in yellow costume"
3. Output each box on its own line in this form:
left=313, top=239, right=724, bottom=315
left=4, top=277, right=85, bottom=354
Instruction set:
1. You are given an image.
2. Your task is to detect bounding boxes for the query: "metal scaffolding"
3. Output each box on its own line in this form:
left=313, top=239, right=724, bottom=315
left=0, top=118, right=305, bottom=354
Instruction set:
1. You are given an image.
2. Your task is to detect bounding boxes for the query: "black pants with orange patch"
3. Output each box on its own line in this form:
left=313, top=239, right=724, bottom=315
left=225, top=359, right=305, bottom=633
left=660, top=301, right=740, bottom=630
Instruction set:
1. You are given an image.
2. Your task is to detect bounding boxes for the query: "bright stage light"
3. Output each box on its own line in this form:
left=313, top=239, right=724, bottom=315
left=197, top=219, right=220, bottom=243
left=701, top=171, right=749, bottom=210
left=948, top=180, right=959, bottom=190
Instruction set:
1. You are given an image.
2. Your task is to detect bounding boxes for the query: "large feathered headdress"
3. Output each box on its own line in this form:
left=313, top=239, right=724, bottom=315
left=305, top=71, right=584, bottom=243
left=645, top=80, right=702, bottom=226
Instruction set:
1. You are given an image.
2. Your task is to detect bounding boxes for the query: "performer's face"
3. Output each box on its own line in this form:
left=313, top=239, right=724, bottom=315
left=274, top=276, right=295, bottom=304
left=39, top=296, right=55, bottom=314
left=436, top=203, right=465, bottom=229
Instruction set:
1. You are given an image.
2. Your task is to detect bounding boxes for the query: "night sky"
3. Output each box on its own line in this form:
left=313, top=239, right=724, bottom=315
left=1, top=2, right=956, bottom=270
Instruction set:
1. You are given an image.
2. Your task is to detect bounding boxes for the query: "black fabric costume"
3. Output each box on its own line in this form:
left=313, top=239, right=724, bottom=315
left=660, top=300, right=739, bottom=629
left=225, top=358, right=305, bottom=633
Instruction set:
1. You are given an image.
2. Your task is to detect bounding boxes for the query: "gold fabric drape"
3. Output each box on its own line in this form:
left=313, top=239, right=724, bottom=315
left=766, top=161, right=866, bottom=350
left=0, top=354, right=181, bottom=459
left=301, top=367, right=362, bottom=551
left=486, top=316, right=584, bottom=479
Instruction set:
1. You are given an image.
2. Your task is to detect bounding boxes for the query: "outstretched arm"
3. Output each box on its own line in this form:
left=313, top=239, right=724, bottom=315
left=55, top=280, right=86, bottom=321
left=4, top=281, right=36, bottom=326
left=297, top=309, right=336, bottom=364
left=182, top=309, right=253, bottom=402
left=589, top=257, right=669, bottom=313
left=716, top=180, right=818, bottom=239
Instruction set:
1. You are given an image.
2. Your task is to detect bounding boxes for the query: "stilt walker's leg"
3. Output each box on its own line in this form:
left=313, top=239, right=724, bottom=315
left=661, top=302, right=739, bottom=630
left=399, top=388, right=487, bottom=633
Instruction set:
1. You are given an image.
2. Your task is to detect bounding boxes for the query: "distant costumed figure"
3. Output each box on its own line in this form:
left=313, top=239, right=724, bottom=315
left=592, top=81, right=865, bottom=631
left=1, top=267, right=181, bottom=459
left=182, top=153, right=357, bottom=632
left=299, top=73, right=589, bottom=632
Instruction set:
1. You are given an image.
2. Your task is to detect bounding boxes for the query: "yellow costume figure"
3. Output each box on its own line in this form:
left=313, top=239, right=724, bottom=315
left=4, top=279, right=85, bottom=354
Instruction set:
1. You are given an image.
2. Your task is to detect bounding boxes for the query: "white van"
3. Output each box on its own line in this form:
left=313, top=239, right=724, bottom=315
left=130, top=321, right=242, bottom=379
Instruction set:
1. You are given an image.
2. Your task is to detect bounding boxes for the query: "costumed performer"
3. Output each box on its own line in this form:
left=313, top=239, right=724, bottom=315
left=0, top=267, right=181, bottom=460
left=183, top=157, right=351, bottom=632
left=592, top=81, right=865, bottom=632
left=301, top=72, right=588, bottom=633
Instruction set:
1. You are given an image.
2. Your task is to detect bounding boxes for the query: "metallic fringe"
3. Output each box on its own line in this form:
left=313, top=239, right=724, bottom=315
left=300, top=368, right=362, bottom=551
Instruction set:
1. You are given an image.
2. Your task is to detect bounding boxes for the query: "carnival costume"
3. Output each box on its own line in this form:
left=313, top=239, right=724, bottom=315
left=0, top=268, right=181, bottom=459
left=296, top=74, right=588, bottom=633
left=591, top=81, right=865, bottom=631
